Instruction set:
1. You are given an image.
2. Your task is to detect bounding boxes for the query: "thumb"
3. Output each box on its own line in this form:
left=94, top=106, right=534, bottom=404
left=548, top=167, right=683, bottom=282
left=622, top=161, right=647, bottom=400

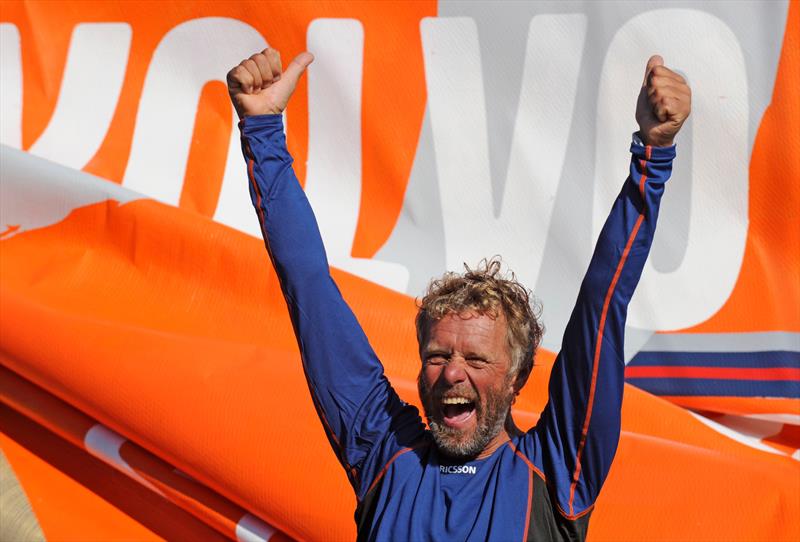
left=642, top=54, right=664, bottom=87
left=278, top=52, right=314, bottom=95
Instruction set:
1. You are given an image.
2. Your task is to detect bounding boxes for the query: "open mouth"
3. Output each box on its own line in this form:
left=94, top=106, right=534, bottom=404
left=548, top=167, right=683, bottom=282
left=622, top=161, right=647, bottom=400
left=441, top=397, right=476, bottom=429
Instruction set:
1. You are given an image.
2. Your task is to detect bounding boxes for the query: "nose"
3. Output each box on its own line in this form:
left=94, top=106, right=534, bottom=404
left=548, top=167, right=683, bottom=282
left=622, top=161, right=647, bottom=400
left=442, top=357, right=468, bottom=386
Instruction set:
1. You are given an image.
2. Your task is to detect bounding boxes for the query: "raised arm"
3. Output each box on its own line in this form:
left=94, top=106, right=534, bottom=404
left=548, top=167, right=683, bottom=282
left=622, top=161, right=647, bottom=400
left=228, top=48, right=425, bottom=497
left=532, top=56, right=691, bottom=519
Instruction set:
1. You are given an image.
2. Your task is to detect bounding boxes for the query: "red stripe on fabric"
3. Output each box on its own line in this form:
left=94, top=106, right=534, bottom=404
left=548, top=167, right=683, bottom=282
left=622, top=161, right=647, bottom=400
left=317, top=406, right=359, bottom=485
left=248, top=160, right=265, bottom=229
left=637, top=147, right=651, bottom=197
left=506, top=441, right=546, bottom=482
left=522, top=469, right=533, bottom=542
left=244, top=140, right=267, bottom=232
left=568, top=154, right=650, bottom=515
left=364, top=442, right=426, bottom=497
left=505, top=442, right=592, bottom=521
left=243, top=136, right=282, bottom=278
left=504, top=440, right=534, bottom=540
left=242, top=134, right=359, bottom=484
left=638, top=160, right=646, bottom=197
left=625, top=366, right=800, bottom=381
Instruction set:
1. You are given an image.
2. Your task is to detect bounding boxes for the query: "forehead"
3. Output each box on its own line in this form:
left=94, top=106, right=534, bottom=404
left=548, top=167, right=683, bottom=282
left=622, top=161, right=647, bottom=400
left=425, top=311, right=509, bottom=354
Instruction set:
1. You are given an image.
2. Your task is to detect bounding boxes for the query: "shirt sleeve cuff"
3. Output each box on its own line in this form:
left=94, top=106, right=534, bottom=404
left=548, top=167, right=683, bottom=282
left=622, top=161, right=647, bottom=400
left=238, top=113, right=284, bottom=133
left=630, top=131, right=676, bottom=161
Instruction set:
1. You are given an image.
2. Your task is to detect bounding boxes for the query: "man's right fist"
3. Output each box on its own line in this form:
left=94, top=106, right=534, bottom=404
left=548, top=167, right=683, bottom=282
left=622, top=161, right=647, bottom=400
left=227, top=48, right=314, bottom=120
left=635, top=55, right=691, bottom=147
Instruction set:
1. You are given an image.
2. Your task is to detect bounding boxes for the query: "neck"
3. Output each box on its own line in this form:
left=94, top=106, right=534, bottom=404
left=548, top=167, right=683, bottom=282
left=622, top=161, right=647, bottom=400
left=474, top=413, right=521, bottom=459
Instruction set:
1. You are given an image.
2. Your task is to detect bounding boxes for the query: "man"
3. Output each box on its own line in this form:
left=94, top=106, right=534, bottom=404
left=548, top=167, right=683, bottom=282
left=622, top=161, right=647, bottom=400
left=227, top=45, right=690, bottom=541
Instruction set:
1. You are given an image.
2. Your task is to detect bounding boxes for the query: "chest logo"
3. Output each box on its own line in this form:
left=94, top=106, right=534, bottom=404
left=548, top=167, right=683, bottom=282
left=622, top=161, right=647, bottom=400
left=439, top=465, right=477, bottom=475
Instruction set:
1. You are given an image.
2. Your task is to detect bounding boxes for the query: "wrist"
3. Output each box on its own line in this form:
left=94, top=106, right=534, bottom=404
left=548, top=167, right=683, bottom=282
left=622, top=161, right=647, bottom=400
left=239, top=113, right=284, bottom=133
left=630, top=132, right=676, bottom=162
left=637, top=130, right=674, bottom=148
left=634, top=130, right=675, bottom=147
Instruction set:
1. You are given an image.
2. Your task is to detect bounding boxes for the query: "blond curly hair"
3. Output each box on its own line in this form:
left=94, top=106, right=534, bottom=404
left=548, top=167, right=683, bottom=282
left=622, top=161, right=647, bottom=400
left=416, top=257, right=544, bottom=384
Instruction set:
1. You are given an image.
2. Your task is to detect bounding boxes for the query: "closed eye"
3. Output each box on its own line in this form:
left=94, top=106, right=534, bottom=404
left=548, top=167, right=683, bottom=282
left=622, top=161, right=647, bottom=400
left=424, top=352, right=449, bottom=365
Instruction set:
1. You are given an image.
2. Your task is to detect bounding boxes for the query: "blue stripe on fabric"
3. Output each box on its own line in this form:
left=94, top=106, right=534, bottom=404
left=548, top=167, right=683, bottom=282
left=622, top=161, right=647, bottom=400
left=625, top=377, right=800, bottom=398
left=628, top=350, right=800, bottom=369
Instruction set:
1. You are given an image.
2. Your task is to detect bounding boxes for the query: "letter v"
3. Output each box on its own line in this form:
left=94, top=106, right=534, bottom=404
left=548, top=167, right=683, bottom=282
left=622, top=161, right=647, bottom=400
left=421, top=15, right=586, bottom=288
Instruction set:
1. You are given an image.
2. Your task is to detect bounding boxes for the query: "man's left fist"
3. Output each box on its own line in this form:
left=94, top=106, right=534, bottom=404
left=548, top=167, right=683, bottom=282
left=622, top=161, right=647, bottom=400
left=636, top=55, right=691, bottom=147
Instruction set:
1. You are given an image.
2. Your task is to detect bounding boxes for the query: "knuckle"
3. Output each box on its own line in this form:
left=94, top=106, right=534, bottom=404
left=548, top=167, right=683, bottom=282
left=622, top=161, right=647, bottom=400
left=653, top=67, right=669, bottom=79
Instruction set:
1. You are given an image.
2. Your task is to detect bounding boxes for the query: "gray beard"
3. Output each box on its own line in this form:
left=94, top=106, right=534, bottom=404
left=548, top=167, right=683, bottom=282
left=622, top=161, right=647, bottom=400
left=418, top=374, right=515, bottom=460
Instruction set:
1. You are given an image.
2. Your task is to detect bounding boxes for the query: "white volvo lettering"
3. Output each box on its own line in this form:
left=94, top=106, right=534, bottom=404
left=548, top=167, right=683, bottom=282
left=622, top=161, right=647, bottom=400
left=29, top=23, right=131, bottom=170
left=0, top=24, right=22, bottom=149
left=421, top=14, right=587, bottom=290
left=122, top=17, right=267, bottom=239
left=2, top=11, right=753, bottom=321
left=305, top=19, right=409, bottom=291
left=595, top=9, right=748, bottom=331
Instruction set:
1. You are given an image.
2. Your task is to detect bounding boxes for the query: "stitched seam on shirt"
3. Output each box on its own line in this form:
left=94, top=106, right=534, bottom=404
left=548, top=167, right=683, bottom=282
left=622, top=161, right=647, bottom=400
left=567, top=145, right=652, bottom=516
left=243, top=130, right=357, bottom=484
left=362, top=440, right=428, bottom=500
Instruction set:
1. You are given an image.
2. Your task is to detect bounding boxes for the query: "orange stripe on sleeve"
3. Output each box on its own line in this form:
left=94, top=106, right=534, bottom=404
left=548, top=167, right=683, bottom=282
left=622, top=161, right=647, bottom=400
left=568, top=146, right=651, bottom=515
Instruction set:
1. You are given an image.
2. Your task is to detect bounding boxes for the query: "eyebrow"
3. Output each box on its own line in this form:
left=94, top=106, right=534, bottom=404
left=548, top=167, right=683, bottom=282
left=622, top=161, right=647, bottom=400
left=422, top=347, right=489, bottom=360
left=463, top=351, right=489, bottom=359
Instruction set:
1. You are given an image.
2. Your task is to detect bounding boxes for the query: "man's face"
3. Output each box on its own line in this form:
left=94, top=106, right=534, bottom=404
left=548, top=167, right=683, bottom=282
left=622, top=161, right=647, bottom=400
left=418, top=310, right=516, bottom=459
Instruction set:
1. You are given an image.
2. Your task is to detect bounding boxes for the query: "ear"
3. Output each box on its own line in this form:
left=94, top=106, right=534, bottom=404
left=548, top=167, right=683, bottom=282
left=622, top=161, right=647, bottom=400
left=513, top=360, right=533, bottom=393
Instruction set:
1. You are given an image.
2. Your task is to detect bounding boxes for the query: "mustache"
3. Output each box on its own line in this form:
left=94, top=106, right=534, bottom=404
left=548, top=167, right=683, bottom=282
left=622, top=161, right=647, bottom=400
left=418, top=376, right=480, bottom=413
left=434, top=387, right=478, bottom=402
left=418, top=375, right=469, bottom=397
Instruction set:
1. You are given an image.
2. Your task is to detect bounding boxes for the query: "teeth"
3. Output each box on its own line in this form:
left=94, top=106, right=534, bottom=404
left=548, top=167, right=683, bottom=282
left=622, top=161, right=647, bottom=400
left=442, top=397, right=472, bottom=405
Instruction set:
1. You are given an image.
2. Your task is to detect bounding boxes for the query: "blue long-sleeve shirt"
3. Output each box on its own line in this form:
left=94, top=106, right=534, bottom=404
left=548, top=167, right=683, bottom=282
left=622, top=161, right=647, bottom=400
left=241, top=114, right=674, bottom=541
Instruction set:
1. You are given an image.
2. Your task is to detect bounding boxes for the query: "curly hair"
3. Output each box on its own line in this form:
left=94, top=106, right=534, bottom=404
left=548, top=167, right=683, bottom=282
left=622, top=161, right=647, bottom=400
left=416, top=257, right=544, bottom=385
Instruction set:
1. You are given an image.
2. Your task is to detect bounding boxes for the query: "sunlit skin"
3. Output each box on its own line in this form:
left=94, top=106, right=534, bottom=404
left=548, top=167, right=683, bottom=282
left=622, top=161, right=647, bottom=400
left=418, top=311, right=523, bottom=460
